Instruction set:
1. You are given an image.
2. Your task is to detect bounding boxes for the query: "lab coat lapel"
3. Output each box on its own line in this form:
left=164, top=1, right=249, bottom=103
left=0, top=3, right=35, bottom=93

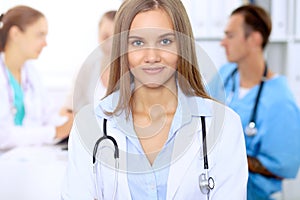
left=166, top=118, right=201, bottom=199
left=166, top=91, right=213, bottom=199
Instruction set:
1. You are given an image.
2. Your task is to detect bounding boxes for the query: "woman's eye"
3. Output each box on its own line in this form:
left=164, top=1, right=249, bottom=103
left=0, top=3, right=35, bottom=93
left=132, top=40, right=144, bottom=46
left=160, top=38, right=172, bottom=45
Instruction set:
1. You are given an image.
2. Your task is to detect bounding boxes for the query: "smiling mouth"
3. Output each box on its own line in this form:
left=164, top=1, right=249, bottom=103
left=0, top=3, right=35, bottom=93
left=142, top=66, right=165, bottom=74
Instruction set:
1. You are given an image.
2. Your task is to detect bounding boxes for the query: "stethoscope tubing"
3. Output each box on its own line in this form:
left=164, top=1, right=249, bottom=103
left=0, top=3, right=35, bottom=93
left=0, top=54, right=32, bottom=116
left=224, top=64, right=268, bottom=136
left=0, top=56, right=15, bottom=113
left=93, top=116, right=214, bottom=199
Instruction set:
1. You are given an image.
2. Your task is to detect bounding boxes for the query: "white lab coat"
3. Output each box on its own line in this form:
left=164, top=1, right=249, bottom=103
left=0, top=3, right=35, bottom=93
left=61, top=91, right=248, bottom=200
left=0, top=57, right=64, bottom=150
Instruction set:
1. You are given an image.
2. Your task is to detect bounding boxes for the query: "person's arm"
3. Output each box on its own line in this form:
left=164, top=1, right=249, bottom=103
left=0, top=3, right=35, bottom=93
left=247, top=156, right=283, bottom=179
left=0, top=116, right=72, bottom=150
left=256, top=100, right=300, bottom=179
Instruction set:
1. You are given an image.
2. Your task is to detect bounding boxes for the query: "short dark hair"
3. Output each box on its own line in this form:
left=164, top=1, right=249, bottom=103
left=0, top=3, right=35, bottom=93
left=231, top=4, right=272, bottom=49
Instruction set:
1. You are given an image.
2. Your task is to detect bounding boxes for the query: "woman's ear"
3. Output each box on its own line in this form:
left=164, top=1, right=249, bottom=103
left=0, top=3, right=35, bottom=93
left=8, top=25, right=22, bottom=41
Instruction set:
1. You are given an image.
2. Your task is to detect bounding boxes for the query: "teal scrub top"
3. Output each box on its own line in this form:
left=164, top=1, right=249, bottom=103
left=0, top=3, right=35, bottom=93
left=7, top=70, right=25, bottom=125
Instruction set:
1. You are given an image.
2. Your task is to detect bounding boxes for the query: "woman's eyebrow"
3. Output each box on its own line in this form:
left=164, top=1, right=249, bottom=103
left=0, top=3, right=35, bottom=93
left=128, top=32, right=175, bottom=40
left=158, top=32, right=175, bottom=39
left=128, top=35, right=144, bottom=40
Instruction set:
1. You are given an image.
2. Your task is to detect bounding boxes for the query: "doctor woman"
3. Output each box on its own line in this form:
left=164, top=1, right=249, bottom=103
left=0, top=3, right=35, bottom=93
left=61, top=0, right=248, bottom=199
left=0, top=5, right=72, bottom=150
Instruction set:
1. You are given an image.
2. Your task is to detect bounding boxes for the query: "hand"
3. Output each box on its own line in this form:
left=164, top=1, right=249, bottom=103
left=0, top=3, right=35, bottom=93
left=247, top=156, right=283, bottom=179
left=59, top=107, right=73, bottom=116
left=55, top=112, right=74, bottom=140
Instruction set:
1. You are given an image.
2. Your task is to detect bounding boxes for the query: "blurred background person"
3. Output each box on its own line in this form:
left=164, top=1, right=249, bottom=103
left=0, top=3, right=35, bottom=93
left=0, top=5, right=72, bottom=150
left=210, top=4, right=300, bottom=200
left=61, top=10, right=117, bottom=114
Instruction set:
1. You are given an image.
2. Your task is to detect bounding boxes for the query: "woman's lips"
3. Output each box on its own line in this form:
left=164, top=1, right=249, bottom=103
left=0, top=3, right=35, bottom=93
left=142, top=66, right=165, bottom=74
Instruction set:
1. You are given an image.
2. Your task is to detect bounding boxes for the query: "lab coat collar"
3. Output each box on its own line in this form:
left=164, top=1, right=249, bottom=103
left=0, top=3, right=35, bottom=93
left=95, top=86, right=213, bottom=150
left=95, top=85, right=213, bottom=123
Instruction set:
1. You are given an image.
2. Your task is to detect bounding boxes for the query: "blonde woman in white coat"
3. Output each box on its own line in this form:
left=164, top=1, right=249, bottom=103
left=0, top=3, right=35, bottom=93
left=62, top=0, right=248, bottom=199
left=0, top=5, right=72, bottom=150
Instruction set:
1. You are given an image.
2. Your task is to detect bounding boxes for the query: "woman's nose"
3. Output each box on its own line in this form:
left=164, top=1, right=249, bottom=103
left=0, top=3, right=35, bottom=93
left=144, top=48, right=161, bottom=63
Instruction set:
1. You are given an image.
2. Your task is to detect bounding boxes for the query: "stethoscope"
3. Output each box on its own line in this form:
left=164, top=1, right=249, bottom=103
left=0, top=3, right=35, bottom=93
left=0, top=53, right=31, bottom=118
left=92, top=116, right=215, bottom=199
left=224, top=64, right=268, bottom=136
left=0, top=55, right=17, bottom=116
left=93, top=118, right=119, bottom=200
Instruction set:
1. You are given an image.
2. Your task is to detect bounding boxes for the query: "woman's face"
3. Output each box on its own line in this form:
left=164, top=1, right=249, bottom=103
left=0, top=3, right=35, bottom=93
left=15, top=17, right=48, bottom=60
left=98, top=16, right=115, bottom=55
left=127, top=8, right=178, bottom=88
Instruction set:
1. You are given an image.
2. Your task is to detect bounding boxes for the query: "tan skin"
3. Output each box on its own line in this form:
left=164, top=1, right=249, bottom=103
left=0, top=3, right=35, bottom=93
left=4, top=17, right=72, bottom=140
left=221, top=14, right=274, bottom=89
left=128, top=9, right=178, bottom=165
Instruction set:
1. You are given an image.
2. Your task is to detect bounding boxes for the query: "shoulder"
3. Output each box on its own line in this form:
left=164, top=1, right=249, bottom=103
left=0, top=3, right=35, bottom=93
left=23, top=61, right=44, bottom=88
left=24, top=61, right=40, bottom=77
left=75, top=103, right=104, bottom=147
left=203, top=98, right=243, bottom=143
left=218, top=62, right=237, bottom=79
left=94, top=90, right=121, bottom=118
left=264, top=76, right=298, bottom=108
left=188, top=97, right=241, bottom=128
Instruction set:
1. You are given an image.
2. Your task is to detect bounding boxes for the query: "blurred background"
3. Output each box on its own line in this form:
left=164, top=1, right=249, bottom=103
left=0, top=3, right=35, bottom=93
left=0, top=0, right=299, bottom=199
left=1, top=0, right=300, bottom=109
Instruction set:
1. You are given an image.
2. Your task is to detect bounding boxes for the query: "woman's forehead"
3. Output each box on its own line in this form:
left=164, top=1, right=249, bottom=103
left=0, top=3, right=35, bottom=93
left=130, top=9, right=173, bottom=31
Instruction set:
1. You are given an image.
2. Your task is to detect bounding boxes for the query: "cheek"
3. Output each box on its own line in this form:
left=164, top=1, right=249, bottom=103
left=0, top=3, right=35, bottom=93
left=162, top=52, right=178, bottom=68
left=128, top=51, right=143, bottom=68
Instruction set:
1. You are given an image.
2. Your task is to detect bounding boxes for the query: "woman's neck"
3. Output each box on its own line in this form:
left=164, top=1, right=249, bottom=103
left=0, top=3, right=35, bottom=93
left=132, top=84, right=178, bottom=115
left=3, top=49, right=25, bottom=83
left=132, top=84, right=178, bottom=165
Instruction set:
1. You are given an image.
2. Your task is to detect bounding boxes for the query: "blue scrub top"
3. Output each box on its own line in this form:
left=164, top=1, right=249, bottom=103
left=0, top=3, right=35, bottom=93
left=7, top=70, right=25, bottom=125
left=210, top=63, right=300, bottom=200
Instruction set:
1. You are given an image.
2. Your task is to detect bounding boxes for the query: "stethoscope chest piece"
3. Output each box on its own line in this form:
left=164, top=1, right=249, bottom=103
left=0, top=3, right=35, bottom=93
left=11, top=106, right=17, bottom=116
left=245, top=121, right=257, bottom=136
left=199, top=173, right=215, bottom=194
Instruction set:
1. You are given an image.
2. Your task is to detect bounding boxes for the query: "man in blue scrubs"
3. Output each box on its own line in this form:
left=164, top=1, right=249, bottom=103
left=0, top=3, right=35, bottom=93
left=211, top=4, right=300, bottom=200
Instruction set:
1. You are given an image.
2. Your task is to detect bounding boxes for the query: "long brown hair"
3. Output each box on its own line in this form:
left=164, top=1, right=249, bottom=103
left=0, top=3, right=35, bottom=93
left=0, top=5, right=44, bottom=52
left=106, top=0, right=211, bottom=116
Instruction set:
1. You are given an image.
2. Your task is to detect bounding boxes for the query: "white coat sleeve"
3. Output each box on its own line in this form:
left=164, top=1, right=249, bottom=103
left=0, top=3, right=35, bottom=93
left=61, top=104, right=107, bottom=199
left=0, top=125, right=56, bottom=149
left=0, top=63, right=63, bottom=150
left=60, top=123, right=97, bottom=200
left=210, top=108, right=248, bottom=199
